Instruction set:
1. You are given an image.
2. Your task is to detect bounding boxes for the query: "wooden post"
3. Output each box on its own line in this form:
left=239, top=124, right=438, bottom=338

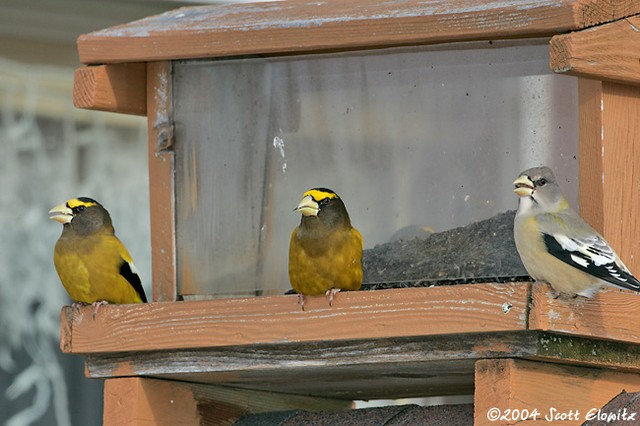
left=474, top=359, right=640, bottom=425
left=103, top=378, right=209, bottom=426
left=147, top=61, right=177, bottom=302
left=578, top=80, right=640, bottom=275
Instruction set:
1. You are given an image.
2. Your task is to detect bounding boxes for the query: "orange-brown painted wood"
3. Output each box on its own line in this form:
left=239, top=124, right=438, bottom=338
left=551, top=15, right=640, bottom=86
left=60, top=283, right=529, bottom=354
left=578, top=78, right=605, bottom=233
left=146, top=61, right=177, bottom=302
left=102, top=377, right=350, bottom=426
left=76, top=0, right=640, bottom=65
left=528, top=283, right=640, bottom=344
left=598, top=82, right=640, bottom=276
left=474, top=358, right=640, bottom=425
left=80, top=332, right=523, bottom=397
left=79, top=329, right=640, bottom=400
left=73, top=63, right=146, bottom=116
left=103, top=377, right=203, bottom=426
left=60, top=282, right=640, bottom=400
left=577, top=80, right=640, bottom=276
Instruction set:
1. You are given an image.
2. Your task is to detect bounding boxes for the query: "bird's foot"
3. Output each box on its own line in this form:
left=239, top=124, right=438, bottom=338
left=539, top=282, right=562, bottom=299
left=326, top=288, right=341, bottom=306
left=71, top=302, right=88, bottom=316
left=91, top=300, right=109, bottom=319
left=297, top=293, right=306, bottom=311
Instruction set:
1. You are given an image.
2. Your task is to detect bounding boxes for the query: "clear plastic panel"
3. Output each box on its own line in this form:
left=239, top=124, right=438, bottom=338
left=173, top=39, right=578, bottom=298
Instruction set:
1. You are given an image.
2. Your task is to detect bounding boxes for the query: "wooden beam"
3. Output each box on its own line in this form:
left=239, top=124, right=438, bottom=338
left=77, top=0, right=640, bottom=64
left=529, top=283, right=640, bottom=344
left=73, top=63, right=146, bottom=115
left=551, top=16, right=640, bottom=86
left=577, top=80, right=640, bottom=275
left=86, top=334, right=503, bottom=395
left=79, top=331, right=640, bottom=400
left=147, top=61, right=177, bottom=302
left=474, top=359, right=640, bottom=425
left=61, top=283, right=529, bottom=354
left=527, top=332, right=640, bottom=372
left=103, top=377, right=350, bottom=426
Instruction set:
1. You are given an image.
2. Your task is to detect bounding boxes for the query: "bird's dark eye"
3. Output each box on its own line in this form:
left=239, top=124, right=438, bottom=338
left=75, top=205, right=85, bottom=213
left=320, top=198, right=330, bottom=206
left=535, top=178, right=547, bottom=187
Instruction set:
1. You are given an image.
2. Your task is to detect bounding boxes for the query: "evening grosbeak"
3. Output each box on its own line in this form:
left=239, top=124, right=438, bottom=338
left=513, top=166, right=640, bottom=297
left=289, top=188, right=363, bottom=309
left=49, top=197, right=147, bottom=312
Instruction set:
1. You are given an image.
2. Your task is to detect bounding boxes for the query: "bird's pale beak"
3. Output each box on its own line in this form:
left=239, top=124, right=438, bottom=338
left=49, top=203, right=73, bottom=224
left=294, top=195, right=319, bottom=217
left=513, top=175, right=534, bottom=197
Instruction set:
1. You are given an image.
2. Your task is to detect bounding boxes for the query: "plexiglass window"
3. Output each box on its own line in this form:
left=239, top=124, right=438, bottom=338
left=173, top=39, right=578, bottom=298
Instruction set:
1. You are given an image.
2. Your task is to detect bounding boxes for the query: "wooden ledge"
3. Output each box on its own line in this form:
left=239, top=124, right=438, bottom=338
left=61, top=282, right=640, bottom=356
left=530, top=283, right=640, bottom=343
left=61, top=283, right=530, bottom=354
left=61, top=282, right=640, bottom=400
left=76, top=0, right=640, bottom=64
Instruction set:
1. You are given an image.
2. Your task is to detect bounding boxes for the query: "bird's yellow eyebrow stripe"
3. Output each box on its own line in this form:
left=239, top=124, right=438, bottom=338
left=303, top=189, right=337, bottom=201
left=66, top=198, right=97, bottom=209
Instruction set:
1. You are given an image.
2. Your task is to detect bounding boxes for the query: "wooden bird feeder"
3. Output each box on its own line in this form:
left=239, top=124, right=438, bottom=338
left=67, top=1, right=640, bottom=424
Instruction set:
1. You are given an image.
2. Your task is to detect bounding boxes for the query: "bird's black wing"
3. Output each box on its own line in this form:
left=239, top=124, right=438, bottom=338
left=543, top=233, right=640, bottom=292
left=119, top=260, right=148, bottom=302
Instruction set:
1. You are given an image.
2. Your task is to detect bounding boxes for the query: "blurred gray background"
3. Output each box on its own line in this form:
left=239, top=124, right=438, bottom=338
left=0, top=1, right=225, bottom=425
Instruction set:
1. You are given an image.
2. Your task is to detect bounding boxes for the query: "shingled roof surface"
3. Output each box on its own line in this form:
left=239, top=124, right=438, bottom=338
left=582, top=391, right=640, bottom=426
left=234, top=403, right=473, bottom=426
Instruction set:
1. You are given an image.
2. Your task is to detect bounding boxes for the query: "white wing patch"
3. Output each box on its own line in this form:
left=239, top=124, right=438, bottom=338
left=555, top=234, right=582, bottom=252
left=555, top=234, right=615, bottom=267
left=605, top=264, right=628, bottom=282
left=570, top=254, right=589, bottom=268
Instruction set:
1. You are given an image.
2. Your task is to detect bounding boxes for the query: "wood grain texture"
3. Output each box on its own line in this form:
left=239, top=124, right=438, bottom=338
left=599, top=82, right=640, bottom=276
left=61, top=283, right=529, bottom=354
left=59, top=305, right=73, bottom=353
left=96, top=357, right=478, bottom=401
left=551, top=15, right=640, bottom=85
left=578, top=78, right=605, bottom=233
left=103, top=377, right=350, bottom=426
left=474, top=358, right=640, bottom=425
left=577, top=81, right=640, bottom=275
left=529, top=283, right=640, bottom=344
left=76, top=0, right=640, bottom=64
left=73, top=63, right=146, bottom=115
left=81, top=331, right=640, bottom=400
left=147, top=61, right=177, bottom=302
